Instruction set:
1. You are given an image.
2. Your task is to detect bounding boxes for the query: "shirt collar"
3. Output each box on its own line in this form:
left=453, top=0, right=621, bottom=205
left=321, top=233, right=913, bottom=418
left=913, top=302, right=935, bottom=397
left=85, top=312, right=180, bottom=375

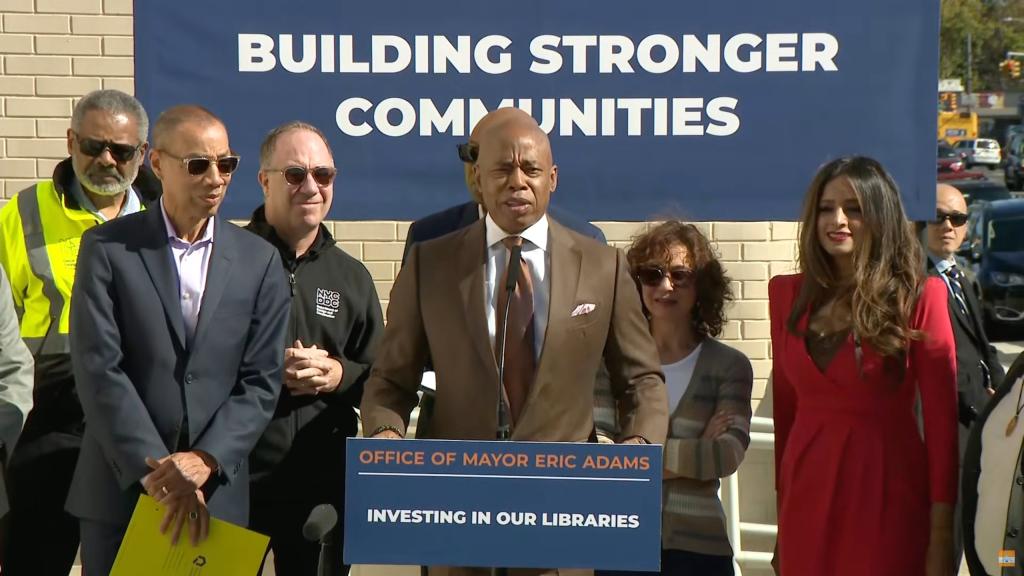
left=928, top=252, right=956, bottom=273
left=161, top=198, right=214, bottom=245
left=485, top=213, right=549, bottom=252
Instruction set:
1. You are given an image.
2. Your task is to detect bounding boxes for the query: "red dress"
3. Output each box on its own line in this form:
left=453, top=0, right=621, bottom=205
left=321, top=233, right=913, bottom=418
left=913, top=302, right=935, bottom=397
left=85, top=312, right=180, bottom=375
left=769, top=274, right=959, bottom=576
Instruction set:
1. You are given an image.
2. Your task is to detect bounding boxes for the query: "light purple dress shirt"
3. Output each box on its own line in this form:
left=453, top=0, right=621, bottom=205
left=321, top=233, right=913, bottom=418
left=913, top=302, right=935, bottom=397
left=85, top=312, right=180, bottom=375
left=160, top=199, right=214, bottom=346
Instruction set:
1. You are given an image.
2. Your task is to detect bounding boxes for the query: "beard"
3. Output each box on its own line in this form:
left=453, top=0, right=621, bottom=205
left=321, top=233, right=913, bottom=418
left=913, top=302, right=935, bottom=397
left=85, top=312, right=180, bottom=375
left=74, top=162, right=138, bottom=197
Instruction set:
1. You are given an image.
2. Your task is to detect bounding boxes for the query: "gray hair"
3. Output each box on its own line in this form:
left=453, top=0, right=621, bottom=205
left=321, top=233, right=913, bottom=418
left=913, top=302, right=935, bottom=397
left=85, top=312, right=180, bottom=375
left=71, top=89, right=149, bottom=143
left=259, top=121, right=333, bottom=169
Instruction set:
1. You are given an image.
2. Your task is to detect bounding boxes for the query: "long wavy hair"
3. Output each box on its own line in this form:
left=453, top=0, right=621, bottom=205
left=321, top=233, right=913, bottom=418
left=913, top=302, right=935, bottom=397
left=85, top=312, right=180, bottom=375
left=627, top=220, right=733, bottom=338
left=787, top=156, right=924, bottom=358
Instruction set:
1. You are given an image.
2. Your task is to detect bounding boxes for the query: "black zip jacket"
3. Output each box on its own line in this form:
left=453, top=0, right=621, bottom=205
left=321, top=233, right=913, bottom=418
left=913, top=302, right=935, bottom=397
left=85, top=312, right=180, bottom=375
left=245, top=206, right=383, bottom=488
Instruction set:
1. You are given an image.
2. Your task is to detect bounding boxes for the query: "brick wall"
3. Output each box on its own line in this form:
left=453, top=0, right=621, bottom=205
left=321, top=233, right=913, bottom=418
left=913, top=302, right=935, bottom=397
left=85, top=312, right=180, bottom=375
left=0, top=0, right=798, bottom=407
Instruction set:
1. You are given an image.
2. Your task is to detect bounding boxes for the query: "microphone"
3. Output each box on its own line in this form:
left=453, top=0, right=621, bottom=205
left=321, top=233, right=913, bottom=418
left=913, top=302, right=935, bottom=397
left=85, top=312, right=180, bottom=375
left=303, top=504, right=338, bottom=576
left=495, top=242, right=522, bottom=441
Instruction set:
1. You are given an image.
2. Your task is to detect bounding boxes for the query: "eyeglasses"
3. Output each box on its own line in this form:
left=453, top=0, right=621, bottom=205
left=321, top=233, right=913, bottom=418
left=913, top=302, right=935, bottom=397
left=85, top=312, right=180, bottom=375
left=159, top=150, right=240, bottom=176
left=932, top=211, right=968, bottom=227
left=634, top=266, right=695, bottom=288
left=266, top=165, right=337, bottom=187
left=457, top=142, right=478, bottom=163
left=74, top=134, right=142, bottom=164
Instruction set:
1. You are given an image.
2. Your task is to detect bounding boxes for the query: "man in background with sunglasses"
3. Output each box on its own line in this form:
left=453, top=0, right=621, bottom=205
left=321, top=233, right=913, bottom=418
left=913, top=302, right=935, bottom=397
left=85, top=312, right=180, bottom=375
left=66, top=105, right=290, bottom=575
left=0, top=89, right=161, bottom=575
left=924, top=182, right=1004, bottom=571
left=245, top=121, right=383, bottom=576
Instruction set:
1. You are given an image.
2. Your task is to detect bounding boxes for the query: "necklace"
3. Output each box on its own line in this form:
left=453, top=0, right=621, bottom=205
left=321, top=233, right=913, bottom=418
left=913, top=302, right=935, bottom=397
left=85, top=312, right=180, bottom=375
left=1006, top=377, right=1024, bottom=437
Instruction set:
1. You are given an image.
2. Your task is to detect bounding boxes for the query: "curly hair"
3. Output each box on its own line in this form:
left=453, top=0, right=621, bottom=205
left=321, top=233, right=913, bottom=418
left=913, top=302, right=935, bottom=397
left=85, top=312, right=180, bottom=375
left=788, top=156, right=924, bottom=358
left=626, top=221, right=733, bottom=338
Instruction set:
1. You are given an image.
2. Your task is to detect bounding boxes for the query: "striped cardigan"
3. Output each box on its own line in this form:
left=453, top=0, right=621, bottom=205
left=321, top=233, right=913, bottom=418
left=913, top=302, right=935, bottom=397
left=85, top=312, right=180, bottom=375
left=661, top=338, right=753, bottom=556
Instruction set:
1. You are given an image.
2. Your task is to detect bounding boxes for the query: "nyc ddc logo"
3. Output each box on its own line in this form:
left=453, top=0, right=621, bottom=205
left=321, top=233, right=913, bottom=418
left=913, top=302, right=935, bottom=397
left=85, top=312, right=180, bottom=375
left=316, top=288, right=341, bottom=319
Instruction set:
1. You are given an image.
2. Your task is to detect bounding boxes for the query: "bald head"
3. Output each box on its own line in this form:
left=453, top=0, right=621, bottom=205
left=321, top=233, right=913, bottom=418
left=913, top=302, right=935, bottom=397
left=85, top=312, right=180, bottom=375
left=152, top=105, right=224, bottom=151
left=470, top=107, right=525, bottom=143
left=937, top=183, right=967, bottom=212
left=473, top=108, right=557, bottom=234
left=927, top=183, right=969, bottom=259
left=464, top=107, right=536, bottom=203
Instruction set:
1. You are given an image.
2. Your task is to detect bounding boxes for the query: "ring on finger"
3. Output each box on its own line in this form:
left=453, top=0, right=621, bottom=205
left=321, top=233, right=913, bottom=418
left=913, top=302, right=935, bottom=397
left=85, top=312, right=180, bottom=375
left=161, top=486, right=169, bottom=496
left=188, top=511, right=198, bottom=521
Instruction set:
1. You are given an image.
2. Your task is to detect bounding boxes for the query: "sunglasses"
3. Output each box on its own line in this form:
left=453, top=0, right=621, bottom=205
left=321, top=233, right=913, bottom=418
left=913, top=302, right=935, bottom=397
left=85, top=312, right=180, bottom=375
left=267, top=165, right=337, bottom=187
left=159, top=150, right=240, bottom=176
left=457, top=141, right=478, bottom=163
left=634, top=266, right=695, bottom=288
left=74, top=134, right=142, bottom=164
left=932, top=211, right=968, bottom=227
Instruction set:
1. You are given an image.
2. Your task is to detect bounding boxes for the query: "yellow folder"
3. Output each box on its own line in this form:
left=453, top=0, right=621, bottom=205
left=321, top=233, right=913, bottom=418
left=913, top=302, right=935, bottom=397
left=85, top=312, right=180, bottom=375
left=111, top=494, right=270, bottom=576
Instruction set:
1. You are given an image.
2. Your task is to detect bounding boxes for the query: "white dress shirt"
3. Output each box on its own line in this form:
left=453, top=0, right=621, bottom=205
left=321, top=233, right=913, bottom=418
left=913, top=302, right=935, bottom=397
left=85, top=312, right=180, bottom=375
left=484, top=214, right=550, bottom=361
left=160, top=199, right=214, bottom=346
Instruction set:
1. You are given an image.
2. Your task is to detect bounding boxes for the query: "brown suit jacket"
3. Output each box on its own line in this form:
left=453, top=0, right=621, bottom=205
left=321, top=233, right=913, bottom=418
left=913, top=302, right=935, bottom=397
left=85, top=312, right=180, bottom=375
left=362, top=217, right=667, bottom=444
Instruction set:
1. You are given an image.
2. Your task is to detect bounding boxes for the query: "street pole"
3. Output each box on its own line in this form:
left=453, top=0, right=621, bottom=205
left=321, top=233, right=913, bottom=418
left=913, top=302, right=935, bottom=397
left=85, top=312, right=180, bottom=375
left=966, top=32, right=973, bottom=112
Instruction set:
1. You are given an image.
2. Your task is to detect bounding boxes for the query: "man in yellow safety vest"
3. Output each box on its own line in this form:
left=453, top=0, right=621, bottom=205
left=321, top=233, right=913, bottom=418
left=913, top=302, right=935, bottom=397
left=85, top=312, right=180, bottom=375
left=0, top=89, right=161, bottom=576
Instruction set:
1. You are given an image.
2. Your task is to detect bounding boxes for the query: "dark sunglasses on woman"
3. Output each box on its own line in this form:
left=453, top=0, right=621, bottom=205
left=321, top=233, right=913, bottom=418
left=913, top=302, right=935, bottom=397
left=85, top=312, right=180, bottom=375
left=634, top=266, right=695, bottom=288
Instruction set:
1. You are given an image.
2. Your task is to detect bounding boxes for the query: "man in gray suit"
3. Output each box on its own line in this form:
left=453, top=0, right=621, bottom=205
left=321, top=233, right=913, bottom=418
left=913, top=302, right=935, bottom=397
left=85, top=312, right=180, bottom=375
left=68, top=105, right=290, bottom=575
left=0, top=266, right=33, bottom=518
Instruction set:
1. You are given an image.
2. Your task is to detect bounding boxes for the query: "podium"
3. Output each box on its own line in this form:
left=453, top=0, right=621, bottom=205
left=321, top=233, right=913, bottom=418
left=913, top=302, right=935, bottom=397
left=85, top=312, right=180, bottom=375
left=344, top=438, right=662, bottom=571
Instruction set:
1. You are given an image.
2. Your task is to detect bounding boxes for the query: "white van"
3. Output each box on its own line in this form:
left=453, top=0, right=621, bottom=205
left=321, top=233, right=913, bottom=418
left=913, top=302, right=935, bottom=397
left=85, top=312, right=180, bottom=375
left=955, top=138, right=1001, bottom=168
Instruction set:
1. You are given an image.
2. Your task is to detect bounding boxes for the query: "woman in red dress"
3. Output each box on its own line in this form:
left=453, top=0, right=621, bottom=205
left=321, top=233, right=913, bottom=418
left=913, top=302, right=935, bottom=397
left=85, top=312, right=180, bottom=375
left=769, top=156, right=958, bottom=576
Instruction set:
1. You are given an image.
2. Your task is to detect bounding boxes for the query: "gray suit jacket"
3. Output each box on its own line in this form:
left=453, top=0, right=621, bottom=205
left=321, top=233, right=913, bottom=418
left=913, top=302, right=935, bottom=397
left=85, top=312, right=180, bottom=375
left=0, top=266, right=33, bottom=518
left=0, top=265, right=33, bottom=456
left=67, top=205, right=290, bottom=526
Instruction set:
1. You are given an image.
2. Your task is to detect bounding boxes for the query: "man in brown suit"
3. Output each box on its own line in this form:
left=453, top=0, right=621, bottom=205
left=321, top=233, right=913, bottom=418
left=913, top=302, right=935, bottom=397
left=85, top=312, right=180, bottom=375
left=360, top=109, right=667, bottom=574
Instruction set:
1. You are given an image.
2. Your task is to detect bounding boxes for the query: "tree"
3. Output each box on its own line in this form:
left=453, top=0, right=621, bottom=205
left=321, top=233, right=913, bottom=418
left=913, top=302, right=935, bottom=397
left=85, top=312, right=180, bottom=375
left=941, top=0, right=1024, bottom=91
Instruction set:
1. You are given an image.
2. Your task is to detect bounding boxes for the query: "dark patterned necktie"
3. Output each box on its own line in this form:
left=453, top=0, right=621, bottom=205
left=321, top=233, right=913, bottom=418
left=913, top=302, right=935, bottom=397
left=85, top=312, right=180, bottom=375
left=495, top=236, right=535, bottom=424
left=944, top=265, right=969, bottom=317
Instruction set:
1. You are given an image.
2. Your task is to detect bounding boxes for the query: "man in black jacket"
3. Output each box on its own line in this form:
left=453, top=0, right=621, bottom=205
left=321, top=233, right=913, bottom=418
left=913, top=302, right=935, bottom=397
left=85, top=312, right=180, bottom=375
left=246, top=121, right=384, bottom=575
left=924, top=183, right=1005, bottom=569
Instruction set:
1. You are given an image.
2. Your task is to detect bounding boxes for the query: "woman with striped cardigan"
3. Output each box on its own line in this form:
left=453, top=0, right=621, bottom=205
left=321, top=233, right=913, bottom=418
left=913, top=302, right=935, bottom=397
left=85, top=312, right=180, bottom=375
left=601, top=220, right=753, bottom=575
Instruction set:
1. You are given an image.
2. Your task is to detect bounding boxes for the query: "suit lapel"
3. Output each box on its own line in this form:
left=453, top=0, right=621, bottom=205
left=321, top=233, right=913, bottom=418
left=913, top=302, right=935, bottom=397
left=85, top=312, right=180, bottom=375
left=930, top=268, right=982, bottom=341
left=192, top=217, right=233, bottom=349
left=456, top=222, right=498, bottom=379
left=961, top=279, right=990, bottom=342
left=526, top=221, right=581, bottom=416
left=138, top=205, right=187, bottom=349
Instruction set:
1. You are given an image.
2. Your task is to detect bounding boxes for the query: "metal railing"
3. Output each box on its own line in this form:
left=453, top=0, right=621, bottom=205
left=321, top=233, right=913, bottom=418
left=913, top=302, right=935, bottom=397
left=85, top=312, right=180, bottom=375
left=722, top=415, right=777, bottom=575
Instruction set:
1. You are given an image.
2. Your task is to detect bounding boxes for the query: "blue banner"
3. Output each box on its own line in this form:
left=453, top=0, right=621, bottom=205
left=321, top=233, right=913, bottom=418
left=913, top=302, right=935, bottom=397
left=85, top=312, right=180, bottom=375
left=344, top=438, right=662, bottom=570
left=135, top=1, right=938, bottom=221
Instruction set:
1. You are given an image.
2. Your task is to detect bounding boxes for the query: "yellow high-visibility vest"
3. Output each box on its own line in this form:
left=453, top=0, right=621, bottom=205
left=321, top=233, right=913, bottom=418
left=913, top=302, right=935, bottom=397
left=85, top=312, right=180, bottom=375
left=1, top=180, right=105, bottom=355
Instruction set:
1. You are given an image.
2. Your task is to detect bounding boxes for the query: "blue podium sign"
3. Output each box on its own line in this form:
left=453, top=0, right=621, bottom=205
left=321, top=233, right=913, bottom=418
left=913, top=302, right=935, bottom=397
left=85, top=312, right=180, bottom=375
left=344, top=438, right=662, bottom=571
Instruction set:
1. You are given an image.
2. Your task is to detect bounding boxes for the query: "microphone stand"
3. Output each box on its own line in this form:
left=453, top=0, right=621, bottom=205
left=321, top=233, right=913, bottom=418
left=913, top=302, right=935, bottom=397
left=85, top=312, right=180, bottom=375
left=492, top=242, right=521, bottom=576
left=495, top=242, right=520, bottom=441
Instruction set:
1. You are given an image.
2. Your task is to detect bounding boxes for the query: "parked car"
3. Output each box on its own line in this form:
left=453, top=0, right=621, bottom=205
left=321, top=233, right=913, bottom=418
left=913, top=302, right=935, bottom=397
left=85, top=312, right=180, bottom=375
left=1004, top=133, right=1024, bottom=190
left=938, top=171, right=985, bottom=183
left=954, top=138, right=1001, bottom=168
left=938, top=145, right=965, bottom=173
left=961, top=199, right=1024, bottom=333
left=947, top=179, right=1013, bottom=206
